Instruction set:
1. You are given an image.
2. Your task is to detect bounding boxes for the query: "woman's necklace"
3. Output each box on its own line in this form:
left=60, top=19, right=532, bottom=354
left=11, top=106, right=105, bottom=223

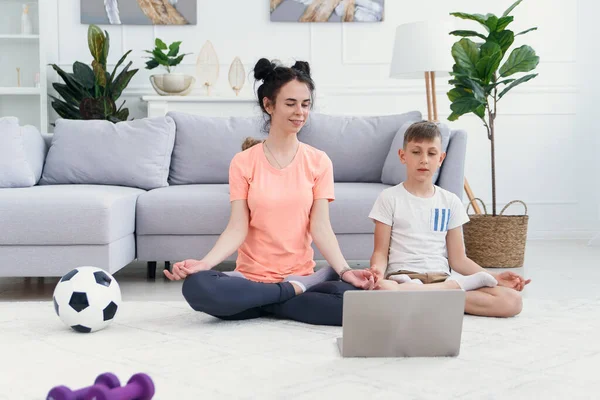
left=264, top=140, right=299, bottom=169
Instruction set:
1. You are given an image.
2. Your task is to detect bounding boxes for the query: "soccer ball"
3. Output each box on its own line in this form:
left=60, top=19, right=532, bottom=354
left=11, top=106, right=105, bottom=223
left=53, top=266, right=122, bottom=333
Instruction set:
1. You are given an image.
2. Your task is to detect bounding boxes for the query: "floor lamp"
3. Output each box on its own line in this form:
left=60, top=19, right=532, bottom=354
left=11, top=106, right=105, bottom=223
left=390, top=20, right=481, bottom=214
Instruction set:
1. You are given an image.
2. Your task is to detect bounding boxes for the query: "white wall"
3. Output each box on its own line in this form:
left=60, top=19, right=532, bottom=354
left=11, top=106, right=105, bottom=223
left=40, top=0, right=588, bottom=240
left=576, top=0, right=600, bottom=245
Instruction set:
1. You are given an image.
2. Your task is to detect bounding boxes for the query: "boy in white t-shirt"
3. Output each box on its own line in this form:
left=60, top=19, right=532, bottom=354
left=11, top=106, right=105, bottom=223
left=368, top=121, right=531, bottom=317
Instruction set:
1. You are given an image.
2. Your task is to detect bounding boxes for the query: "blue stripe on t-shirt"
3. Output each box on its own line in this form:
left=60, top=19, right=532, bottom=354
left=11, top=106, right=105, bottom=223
left=441, top=209, right=446, bottom=231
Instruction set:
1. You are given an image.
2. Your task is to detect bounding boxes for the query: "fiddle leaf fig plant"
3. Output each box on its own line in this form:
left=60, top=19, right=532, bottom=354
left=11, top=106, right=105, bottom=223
left=447, top=0, right=539, bottom=215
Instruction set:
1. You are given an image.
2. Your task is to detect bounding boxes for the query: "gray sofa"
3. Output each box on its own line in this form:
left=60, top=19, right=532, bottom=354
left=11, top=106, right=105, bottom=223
left=0, top=111, right=467, bottom=278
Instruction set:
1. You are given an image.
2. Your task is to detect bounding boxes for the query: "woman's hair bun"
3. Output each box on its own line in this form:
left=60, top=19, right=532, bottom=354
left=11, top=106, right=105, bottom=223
left=241, top=137, right=264, bottom=151
left=291, top=61, right=311, bottom=77
left=254, top=58, right=275, bottom=81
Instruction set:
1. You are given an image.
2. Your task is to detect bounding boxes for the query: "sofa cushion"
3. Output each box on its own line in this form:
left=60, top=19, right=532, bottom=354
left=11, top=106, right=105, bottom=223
left=0, top=185, right=144, bottom=245
left=167, top=112, right=263, bottom=184
left=136, top=184, right=231, bottom=235
left=0, top=117, right=46, bottom=188
left=381, top=122, right=451, bottom=186
left=136, top=182, right=389, bottom=236
left=298, top=111, right=422, bottom=182
left=39, top=117, right=176, bottom=190
left=329, top=183, right=391, bottom=233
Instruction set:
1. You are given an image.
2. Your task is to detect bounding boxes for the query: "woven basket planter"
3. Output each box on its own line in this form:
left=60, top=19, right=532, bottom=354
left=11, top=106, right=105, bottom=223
left=463, top=199, right=529, bottom=268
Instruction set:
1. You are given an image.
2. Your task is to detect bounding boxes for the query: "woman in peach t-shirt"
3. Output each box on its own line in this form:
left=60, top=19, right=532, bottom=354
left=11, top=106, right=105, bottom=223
left=164, top=58, right=374, bottom=326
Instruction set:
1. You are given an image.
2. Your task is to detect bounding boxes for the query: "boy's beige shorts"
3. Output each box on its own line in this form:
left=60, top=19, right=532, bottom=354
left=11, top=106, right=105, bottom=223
left=386, top=270, right=449, bottom=284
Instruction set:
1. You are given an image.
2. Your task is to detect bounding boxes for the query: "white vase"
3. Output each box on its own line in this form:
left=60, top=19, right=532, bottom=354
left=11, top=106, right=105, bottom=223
left=150, top=73, right=196, bottom=96
left=21, top=5, right=33, bottom=35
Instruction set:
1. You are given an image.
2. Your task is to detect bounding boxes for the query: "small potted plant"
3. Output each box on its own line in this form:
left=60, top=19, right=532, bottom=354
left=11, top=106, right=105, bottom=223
left=145, top=38, right=195, bottom=96
left=49, top=24, right=138, bottom=122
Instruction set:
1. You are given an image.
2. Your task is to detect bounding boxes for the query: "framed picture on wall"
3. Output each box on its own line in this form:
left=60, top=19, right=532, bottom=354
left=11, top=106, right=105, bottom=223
left=270, top=0, right=384, bottom=22
left=81, top=0, right=197, bottom=25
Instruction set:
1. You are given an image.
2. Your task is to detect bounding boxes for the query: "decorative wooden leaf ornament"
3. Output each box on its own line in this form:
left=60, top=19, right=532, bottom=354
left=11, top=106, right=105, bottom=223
left=196, top=40, right=219, bottom=95
left=228, top=57, right=246, bottom=96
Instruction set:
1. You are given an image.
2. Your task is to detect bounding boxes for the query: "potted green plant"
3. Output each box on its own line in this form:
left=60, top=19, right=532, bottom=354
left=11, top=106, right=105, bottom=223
left=447, top=0, right=539, bottom=267
left=145, top=38, right=195, bottom=96
left=49, top=25, right=138, bottom=122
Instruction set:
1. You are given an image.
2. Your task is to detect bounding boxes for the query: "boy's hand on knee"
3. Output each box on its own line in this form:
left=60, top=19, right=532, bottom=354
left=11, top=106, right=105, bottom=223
left=495, top=271, right=531, bottom=291
left=368, top=266, right=384, bottom=283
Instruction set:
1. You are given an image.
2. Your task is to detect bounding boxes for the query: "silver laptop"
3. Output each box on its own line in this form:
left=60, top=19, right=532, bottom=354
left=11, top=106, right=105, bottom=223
left=337, top=290, right=466, bottom=357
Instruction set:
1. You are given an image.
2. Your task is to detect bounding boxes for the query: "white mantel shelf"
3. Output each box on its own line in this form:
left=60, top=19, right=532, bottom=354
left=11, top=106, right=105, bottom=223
left=142, top=95, right=255, bottom=102
left=141, top=95, right=259, bottom=118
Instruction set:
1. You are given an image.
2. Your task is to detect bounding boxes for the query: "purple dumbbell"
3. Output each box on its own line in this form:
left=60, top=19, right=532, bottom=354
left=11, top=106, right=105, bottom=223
left=47, top=373, right=121, bottom=400
left=84, top=373, right=154, bottom=400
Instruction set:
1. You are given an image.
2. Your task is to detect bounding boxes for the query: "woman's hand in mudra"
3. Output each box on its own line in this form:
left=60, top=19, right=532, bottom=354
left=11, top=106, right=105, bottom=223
left=164, top=259, right=209, bottom=281
left=341, top=269, right=375, bottom=290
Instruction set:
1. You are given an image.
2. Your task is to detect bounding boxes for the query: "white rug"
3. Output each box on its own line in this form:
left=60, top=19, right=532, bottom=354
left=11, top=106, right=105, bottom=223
left=1, top=298, right=598, bottom=400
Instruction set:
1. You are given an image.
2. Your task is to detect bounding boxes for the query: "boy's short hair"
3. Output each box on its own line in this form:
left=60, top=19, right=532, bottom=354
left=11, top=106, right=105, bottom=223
left=403, top=120, right=442, bottom=149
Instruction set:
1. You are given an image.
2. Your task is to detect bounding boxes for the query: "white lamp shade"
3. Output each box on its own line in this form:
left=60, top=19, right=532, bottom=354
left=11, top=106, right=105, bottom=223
left=390, top=20, right=457, bottom=79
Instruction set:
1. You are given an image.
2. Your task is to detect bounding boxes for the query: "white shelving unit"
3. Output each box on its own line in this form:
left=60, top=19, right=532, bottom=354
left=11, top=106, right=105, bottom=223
left=0, top=0, right=48, bottom=133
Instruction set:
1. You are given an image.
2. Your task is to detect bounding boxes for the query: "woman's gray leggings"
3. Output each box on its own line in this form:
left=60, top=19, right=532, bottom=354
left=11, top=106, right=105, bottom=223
left=181, top=270, right=360, bottom=326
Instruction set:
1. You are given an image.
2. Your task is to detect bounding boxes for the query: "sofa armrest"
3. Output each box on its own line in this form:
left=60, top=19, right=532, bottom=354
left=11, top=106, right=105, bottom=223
left=436, top=129, right=467, bottom=201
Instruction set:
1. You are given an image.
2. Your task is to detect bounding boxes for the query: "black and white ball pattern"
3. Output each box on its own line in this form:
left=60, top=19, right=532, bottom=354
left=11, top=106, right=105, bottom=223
left=53, top=266, right=122, bottom=333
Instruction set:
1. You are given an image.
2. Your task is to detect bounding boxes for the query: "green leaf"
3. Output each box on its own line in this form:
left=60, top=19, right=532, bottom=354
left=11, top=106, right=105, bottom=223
left=452, top=75, right=486, bottom=102
left=152, top=48, right=170, bottom=65
left=451, top=38, right=480, bottom=77
left=50, top=64, right=87, bottom=98
left=102, top=30, right=110, bottom=67
left=498, top=73, right=538, bottom=99
left=168, top=54, right=185, bottom=67
left=87, top=25, right=105, bottom=64
left=52, top=82, right=85, bottom=105
left=450, top=96, right=485, bottom=116
left=485, top=15, right=498, bottom=32
left=447, top=112, right=461, bottom=121
left=50, top=96, right=82, bottom=119
left=447, top=87, right=473, bottom=102
left=115, top=108, right=129, bottom=121
left=145, top=59, right=160, bottom=70
left=109, top=50, right=133, bottom=86
left=92, top=60, right=107, bottom=87
left=499, top=45, right=540, bottom=77
left=484, top=78, right=516, bottom=95
left=502, top=0, right=523, bottom=17
left=474, top=104, right=486, bottom=118
left=73, top=62, right=95, bottom=89
left=480, top=41, right=501, bottom=59
left=476, top=42, right=503, bottom=84
left=488, top=30, right=515, bottom=55
left=155, top=38, right=168, bottom=50
left=450, top=12, right=488, bottom=30
left=111, top=64, right=138, bottom=101
left=449, top=30, right=487, bottom=40
left=167, top=41, right=181, bottom=57
left=463, top=77, right=486, bottom=101
left=515, top=27, right=538, bottom=36
left=496, top=16, right=514, bottom=31
left=451, top=63, right=472, bottom=79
